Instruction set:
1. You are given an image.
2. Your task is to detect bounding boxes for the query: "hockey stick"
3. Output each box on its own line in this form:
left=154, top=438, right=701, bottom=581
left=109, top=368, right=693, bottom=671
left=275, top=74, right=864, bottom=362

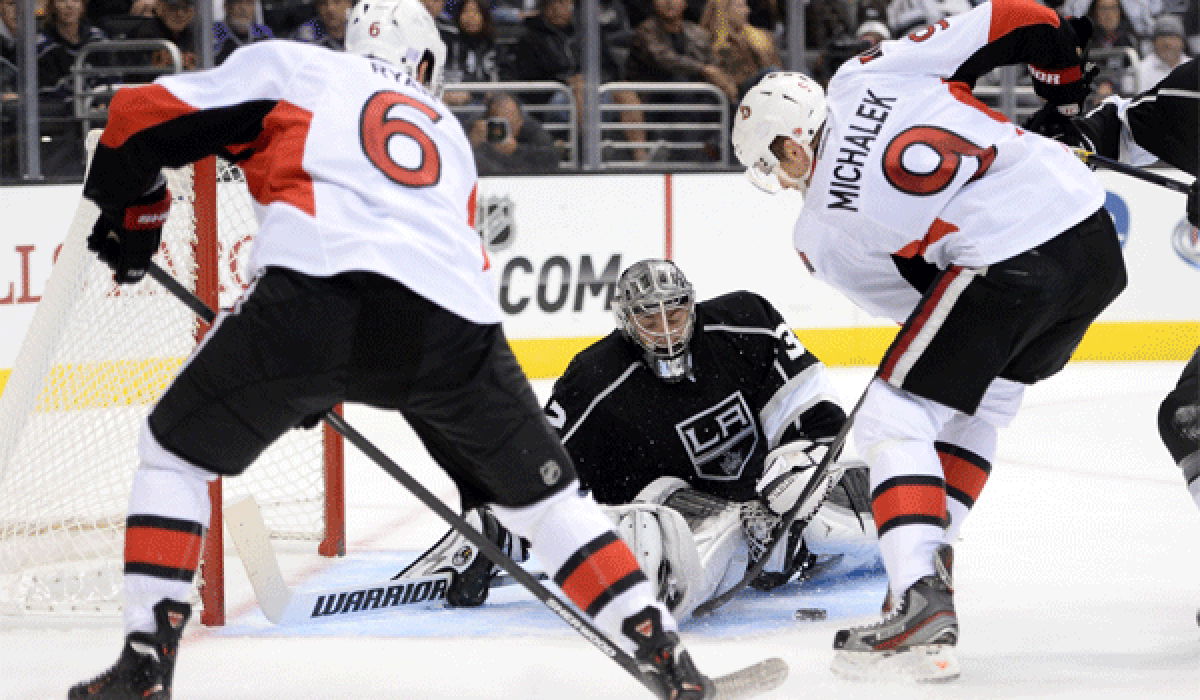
left=1073, top=148, right=1191, bottom=194
left=692, top=384, right=871, bottom=617
left=223, top=495, right=543, bottom=624
left=225, top=496, right=455, bottom=623
left=146, top=260, right=787, bottom=700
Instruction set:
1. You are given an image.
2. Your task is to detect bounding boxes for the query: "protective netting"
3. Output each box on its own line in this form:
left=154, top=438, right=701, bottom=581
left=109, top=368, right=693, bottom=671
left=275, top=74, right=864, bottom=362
left=0, top=155, right=330, bottom=619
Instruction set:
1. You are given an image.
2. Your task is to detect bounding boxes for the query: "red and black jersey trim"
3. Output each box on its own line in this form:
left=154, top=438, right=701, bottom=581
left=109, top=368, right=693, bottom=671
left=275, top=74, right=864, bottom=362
left=871, top=475, right=949, bottom=537
left=124, top=514, right=206, bottom=583
left=553, top=531, right=647, bottom=617
left=936, top=441, right=992, bottom=509
left=86, top=85, right=278, bottom=212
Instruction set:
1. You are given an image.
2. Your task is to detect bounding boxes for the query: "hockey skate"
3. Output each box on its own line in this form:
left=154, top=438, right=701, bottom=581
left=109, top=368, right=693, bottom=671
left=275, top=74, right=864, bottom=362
left=69, top=599, right=191, bottom=699
left=830, top=544, right=960, bottom=683
left=624, top=606, right=715, bottom=700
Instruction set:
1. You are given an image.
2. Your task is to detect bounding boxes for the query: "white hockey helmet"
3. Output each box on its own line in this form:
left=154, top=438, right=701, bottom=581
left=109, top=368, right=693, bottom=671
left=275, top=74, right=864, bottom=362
left=346, top=0, right=448, bottom=98
left=615, top=259, right=697, bottom=383
left=731, top=72, right=828, bottom=194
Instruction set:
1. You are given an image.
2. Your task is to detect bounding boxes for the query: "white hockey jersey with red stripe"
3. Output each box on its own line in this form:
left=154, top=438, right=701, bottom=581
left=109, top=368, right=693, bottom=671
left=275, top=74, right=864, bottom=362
left=792, top=0, right=1105, bottom=307
left=86, top=40, right=499, bottom=324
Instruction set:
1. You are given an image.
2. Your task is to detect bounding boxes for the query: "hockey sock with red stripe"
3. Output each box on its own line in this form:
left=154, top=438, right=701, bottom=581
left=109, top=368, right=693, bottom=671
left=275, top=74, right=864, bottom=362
left=123, top=444, right=214, bottom=635
left=491, top=484, right=675, bottom=654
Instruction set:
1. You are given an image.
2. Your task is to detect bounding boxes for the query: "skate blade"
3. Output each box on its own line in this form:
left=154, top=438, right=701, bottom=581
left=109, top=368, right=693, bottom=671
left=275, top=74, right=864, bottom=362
left=713, top=657, right=788, bottom=699
left=830, top=645, right=960, bottom=683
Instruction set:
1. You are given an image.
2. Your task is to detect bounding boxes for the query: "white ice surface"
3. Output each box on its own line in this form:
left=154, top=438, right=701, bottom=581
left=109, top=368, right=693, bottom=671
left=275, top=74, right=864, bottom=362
left=4, top=363, right=1199, bottom=699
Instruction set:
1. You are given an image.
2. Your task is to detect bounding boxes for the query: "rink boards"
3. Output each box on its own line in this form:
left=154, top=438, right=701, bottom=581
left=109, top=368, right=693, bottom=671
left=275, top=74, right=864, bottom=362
left=0, top=170, right=1196, bottom=385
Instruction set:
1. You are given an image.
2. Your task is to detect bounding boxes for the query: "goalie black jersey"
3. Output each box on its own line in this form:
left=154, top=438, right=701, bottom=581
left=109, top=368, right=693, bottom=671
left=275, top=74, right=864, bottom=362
left=544, top=291, right=846, bottom=504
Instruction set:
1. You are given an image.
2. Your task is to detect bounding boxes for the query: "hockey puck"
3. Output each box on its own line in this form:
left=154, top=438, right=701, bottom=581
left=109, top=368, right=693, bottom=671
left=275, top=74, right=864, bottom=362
left=794, top=608, right=827, bottom=621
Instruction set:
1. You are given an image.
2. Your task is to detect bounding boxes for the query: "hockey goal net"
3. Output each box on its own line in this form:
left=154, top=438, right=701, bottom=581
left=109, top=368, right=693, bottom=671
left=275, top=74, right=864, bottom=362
left=0, top=138, right=344, bottom=626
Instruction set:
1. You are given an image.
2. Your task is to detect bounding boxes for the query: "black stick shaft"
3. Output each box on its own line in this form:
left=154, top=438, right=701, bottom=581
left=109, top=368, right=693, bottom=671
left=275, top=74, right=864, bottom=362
left=1077, top=149, right=1191, bottom=194
left=146, top=260, right=661, bottom=697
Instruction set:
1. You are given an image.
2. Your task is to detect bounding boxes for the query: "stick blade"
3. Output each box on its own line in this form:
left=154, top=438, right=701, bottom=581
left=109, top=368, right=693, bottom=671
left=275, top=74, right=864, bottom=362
left=713, top=657, right=788, bottom=700
left=224, top=495, right=292, bottom=624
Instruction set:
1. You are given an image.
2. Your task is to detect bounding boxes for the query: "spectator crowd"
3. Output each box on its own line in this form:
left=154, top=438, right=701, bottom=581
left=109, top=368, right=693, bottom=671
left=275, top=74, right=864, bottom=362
left=2, top=0, right=1197, bottom=177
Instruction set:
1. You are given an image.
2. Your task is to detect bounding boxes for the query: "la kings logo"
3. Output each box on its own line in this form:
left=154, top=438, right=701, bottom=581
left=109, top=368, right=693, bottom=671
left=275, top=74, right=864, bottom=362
left=675, top=392, right=758, bottom=481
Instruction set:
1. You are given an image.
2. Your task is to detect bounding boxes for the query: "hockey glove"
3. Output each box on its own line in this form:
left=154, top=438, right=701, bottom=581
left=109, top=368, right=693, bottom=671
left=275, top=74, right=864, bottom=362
left=1023, top=102, right=1087, bottom=151
left=1189, top=180, right=1199, bottom=230
left=1030, top=16, right=1097, bottom=117
left=756, top=438, right=843, bottom=519
left=88, top=177, right=170, bottom=285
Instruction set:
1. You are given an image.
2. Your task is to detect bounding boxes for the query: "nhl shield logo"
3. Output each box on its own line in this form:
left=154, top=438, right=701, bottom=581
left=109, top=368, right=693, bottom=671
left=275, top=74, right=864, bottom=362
left=476, top=194, right=516, bottom=252
left=540, top=460, right=562, bottom=486
left=167, top=611, right=185, bottom=629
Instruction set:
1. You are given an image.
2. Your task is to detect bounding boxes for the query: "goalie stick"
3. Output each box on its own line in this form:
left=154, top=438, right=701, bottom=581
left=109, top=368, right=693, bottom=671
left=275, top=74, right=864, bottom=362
left=1072, top=148, right=1191, bottom=194
left=692, top=384, right=871, bottom=617
left=223, top=495, right=544, bottom=625
left=146, top=260, right=788, bottom=700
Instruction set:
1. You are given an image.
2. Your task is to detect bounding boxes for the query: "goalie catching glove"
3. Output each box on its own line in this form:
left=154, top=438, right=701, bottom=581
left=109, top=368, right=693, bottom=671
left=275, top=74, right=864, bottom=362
left=88, top=176, right=170, bottom=285
left=756, top=438, right=845, bottom=520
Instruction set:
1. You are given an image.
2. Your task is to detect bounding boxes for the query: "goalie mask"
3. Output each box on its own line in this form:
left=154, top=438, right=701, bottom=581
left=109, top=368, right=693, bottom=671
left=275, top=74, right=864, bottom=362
left=732, top=72, right=827, bottom=194
left=346, top=0, right=447, bottom=98
left=615, top=259, right=696, bottom=383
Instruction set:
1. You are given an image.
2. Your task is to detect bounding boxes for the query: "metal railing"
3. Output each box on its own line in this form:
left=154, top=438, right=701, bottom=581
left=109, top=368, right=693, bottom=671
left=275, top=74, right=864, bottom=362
left=72, top=40, right=185, bottom=135
left=598, top=82, right=730, bottom=168
left=1089, top=47, right=1143, bottom=95
left=444, top=81, right=578, bottom=167
left=9, top=63, right=1135, bottom=178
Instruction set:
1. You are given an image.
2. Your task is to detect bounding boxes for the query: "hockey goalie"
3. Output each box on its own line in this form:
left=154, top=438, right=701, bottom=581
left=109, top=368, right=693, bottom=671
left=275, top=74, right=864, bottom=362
left=398, top=259, right=879, bottom=619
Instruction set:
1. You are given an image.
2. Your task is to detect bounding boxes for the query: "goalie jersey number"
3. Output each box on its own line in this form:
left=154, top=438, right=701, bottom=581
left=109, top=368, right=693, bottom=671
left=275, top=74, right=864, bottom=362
left=675, top=392, right=758, bottom=481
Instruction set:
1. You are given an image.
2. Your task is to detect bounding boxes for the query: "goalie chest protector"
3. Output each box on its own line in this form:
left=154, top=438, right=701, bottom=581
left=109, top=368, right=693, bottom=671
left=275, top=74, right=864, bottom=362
left=546, top=291, right=826, bottom=505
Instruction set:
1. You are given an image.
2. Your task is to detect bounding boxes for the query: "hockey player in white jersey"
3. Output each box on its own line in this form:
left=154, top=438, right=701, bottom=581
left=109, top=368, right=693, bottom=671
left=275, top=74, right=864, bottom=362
left=69, top=2, right=715, bottom=698
left=731, top=0, right=1126, bottom=681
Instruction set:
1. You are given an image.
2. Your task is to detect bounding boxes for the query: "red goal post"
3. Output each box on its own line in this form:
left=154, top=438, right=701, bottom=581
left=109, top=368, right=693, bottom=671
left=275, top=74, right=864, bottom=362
left=192, top=156, right=346, bottom=626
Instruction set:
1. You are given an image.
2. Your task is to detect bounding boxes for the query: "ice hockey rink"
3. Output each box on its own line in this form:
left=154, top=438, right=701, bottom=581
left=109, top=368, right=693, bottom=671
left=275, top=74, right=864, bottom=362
left=3, top=362, right=1199, bottom=699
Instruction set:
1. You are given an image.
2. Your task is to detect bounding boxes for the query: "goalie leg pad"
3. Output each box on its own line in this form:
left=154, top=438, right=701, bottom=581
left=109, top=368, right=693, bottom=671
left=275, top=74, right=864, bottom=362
left=603, top=498, right=748, bottom=620
left=603, top=503, right=705, bottom=617
left=633, top=476, right=691, bottom=506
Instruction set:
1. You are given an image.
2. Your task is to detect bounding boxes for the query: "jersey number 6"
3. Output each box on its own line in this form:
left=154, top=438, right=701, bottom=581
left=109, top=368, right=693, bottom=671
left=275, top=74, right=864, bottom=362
left=360, top=90, right=443, bottom=188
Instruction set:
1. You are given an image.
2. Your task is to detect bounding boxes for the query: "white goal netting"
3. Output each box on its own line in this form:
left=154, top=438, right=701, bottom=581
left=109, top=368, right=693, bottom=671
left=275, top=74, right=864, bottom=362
left=0, top=146, right=339, bottom=622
